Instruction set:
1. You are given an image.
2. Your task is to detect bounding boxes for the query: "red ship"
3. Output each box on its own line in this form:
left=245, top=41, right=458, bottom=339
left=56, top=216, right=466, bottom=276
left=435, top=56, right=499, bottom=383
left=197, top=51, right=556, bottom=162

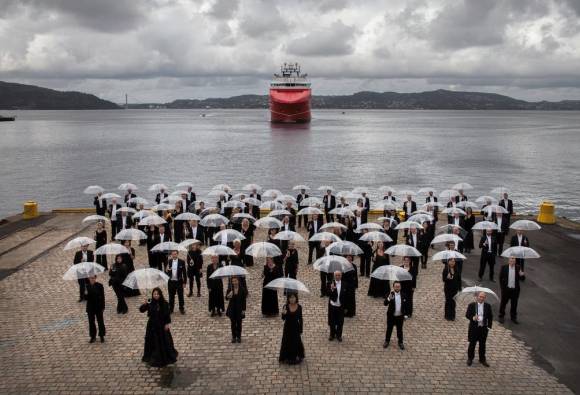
left=269, top=63, right=311, bottom=123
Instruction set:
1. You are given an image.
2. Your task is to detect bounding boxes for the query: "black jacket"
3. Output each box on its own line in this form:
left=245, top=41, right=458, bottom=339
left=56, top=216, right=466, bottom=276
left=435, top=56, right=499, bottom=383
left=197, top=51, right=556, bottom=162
left=479, top=234, right=497, bottom=255
left=499, top=264, right=523, bottom=291
left=86, top=282, right=105, bottom=313
left=74, top=250, right=94, bottom=264
left=384, top=291, right=410, bottom=318
left=510, top=234, right=529, bottom=247
left=165, top=258, right=187, bottom=283
left=328, top=280, right=348, bottom=308
left=307, top=218, right=323, bottom=238
left=94, top=197, right=107, bottom=215
left=323, top=194, right=336, bottom=211
left=466, top=302, right=493, bottom=341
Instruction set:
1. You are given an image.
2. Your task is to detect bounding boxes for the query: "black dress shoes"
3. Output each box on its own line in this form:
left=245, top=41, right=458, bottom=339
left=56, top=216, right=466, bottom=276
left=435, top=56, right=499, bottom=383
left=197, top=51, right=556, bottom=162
left=383, top=341, right=389, bottom=349
left=89, top=338, right=96, bottom=343
left=480, top=361, right=490, bottom=367
left=398, top=342, right=405, bottom=350
left=467, top=359, right=473, bottom=366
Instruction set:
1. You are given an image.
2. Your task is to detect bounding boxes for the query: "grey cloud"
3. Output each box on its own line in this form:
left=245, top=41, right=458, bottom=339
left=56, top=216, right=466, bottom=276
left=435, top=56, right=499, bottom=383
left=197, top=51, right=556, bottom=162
left=286, top=21, right=356, bottom=56
left=205, top=0, right=239, bottom=19
left=238, top=1, right=289, bottom=38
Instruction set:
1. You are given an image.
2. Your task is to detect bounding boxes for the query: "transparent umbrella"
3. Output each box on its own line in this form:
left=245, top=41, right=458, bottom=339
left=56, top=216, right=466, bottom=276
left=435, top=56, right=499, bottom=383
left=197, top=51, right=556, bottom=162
left=417, top=187, right=437, bottom=195
left=292, top=185, right=311, bottom=191
left=123, top=268, right=169, bottom=290
left=452, top=182, right=474, bottom=191
left=442, top=207, right=467, bottom=216
left=95, top=243, right=130, bottom=255
left=100, top=192, right=122, bottom=200
left=127, top=197, right=149, bottom=206
left=456, top=201, right=479, bottom=210
left=472, top=221, right=499, bottom=231
left=118, top=207, right=137, bottom=215
left=431, top=234, right=463, bottom=245
left=454, top=286, right=499, bottom=304
left=224, top=200, right=247, bottom=209
left=63, top=262, right=105, bottom=280
left=213, top=229, right=246, bottom=242
left=268, top=209, right=293, bottom=218
left=175, top=212, right=201, bottom=221
left=243, top=183, right=262, bottom=191
left=276, top=195, right=297, bottom=204
left=209, top=265, right=248, bottom=279
left=245, top=242, right=282, bottom=258
left=359, top=231, right=392, bottom=243
left=149, top=184, right=168, bottom=192
left=407, top=213, right=433, bottom=224
left=139, top=215, right=167, bottom=226
left=437, top=224, right=467, bottom=237
left=83, top=185, right=104, bottom=194
left=297, top=207, right=323, bottom=216
left=320, top=222, right=347, bottom=231
left=375, top=201, right=400, bottom=211
left=313, top=256, right=354, bottom=273
left=329, top=207, right=354, bottom=217
left=371, top=265, right=412, bottom=281
left=242, top=197, right=262, bottom=207
left=260, top=201, right=285, bottom=210
left=231, top=213, right=257, bottom=223
left=510, top=220, right=541, bottom=231
left=64, top=237, right=96, bottom=251
left=176, top=181, right=194, bottom=189
left=432, top=250, right=467, bottom=261
left=481, top=205, right=508, bottom=215
left=386, top=244, right=421, bottom=257
left=318, top=185, right=334, bottom=192
left=151, top=203, right=174, bottom=211
left=151, top=242, right=187, bottom=253
left=208, top=190, right=227, bottom=198
left=262, top=189, right=282, bottom=199
left=82, top=215, right=110, bottom=224
left=265, top=278, right=310, bottom=294
left=254, top=217, right=283, bottom=229
left=328, top=241, right=363, bottom=255
left=439, top=189, right=459, bottom=200
left=202, top=245, right=236, bottom=256
left=300, top=197, right=323, bottom=207
left=398, top=190, right=416, bottom=197
left=115, top=228, right=147, bottom=241
left=356, top=223, right=383, bottom=232
left=179, top=239, right=202, bottom=249
left=212, top=184, right=232, bottom=191
left=309, top=232, right=341, bottom=243
left=118, top=183, right=138, bottom=191
left=170, top=189, right=188, bottom=196
left=501, top=246, right=540, bottom=259
left=274, top=231, right=305, bottom=242
left=395, top=221, right=422, bottom=230
left=200, top=213, right=229, bottom=227
left=476, top=195, right=498, bottom=204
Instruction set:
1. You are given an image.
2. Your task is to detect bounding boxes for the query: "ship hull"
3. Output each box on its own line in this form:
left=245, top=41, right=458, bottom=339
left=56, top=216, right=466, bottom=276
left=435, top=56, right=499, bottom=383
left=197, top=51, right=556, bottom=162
left=269, top=89, right=311, bottom=123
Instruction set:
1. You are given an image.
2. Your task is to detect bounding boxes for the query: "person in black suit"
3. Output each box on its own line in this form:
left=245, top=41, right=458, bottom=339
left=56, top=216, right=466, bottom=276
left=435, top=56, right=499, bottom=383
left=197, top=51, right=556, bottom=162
left=322, top=189, right=336, bottom=223
left=307, top=214, right=322, bottom=264
left=478, top=229, right=497, bottom=281
left=455, top=189, right=468, bottom=203
left=361, top=192, right=370, bottom=223
left=155, top=189, right=168, bottom=204
left=425, top=191, right=438, bottom=222
left=85, top=275, right=106, bottom=343
left=155, top=226, right=171, bottom=270
left=466, top=292, right=493, bottom=367
left=185, top=219, right=204, bottom=245
left=226, top=276, right=247, bottom=343
left=165, top=250, right=186, bottom=314
left=116, top=210, right=133, bottom=235
left=124, top=189, right=137, bottom=208
left=108, top=198, right=121, bottom=240
left=420, top=221, right=434, bottom=268
left=493, top=212, right=510, bottom=256
left=249, top=189, right=261, bottom=219
left=186, top=242, right=203, bottom=297
left=382, top=192, right=396, bottom=217
left=296, top=189, right=309, bottom=228
left=328, top=271, right=348, bottom=342
left=94, top=192, right=107, bottom=216
left=402, top=195, right=417, bottom=222
left=499, top=193, right=513, bottom=223
left=499, top=256, right=524, bottom=324
left=405, top=226, right=422, bottom=275
left=510, top=229, right=530, bottom=279
left=449, top=212, right=464, bottom=228
left=74, top=245, right=94, bottom=301
left=108, top=255, right=128, bottom=314
left=186, top=186, right=196, bottom=207
left=442, top=259, right=461, bottom=320
left=383, top=281, right=409, bottom=350
left=283, top=241, right=299, bottom=279
left=357, top=231, right=373, bottom=278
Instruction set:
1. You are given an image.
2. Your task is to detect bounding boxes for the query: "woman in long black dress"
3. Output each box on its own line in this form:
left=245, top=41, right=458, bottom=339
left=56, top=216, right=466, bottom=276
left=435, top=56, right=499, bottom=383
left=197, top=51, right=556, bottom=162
left=109, top=255, right=128, bottom=314
left=368, top=241, right=390, bottom=297
left=400, top=256, right=416, bottom=318
left=343, top=255, right=358, bottom=317
left=442, top=258, right=461, bottom=320
left=226, top=276, right=247, bottom=343
left=186, top=242, right=203, bottom=297
left=463, top=208, right=476, bottom=253
left=240, top=219, right=254, bottom=266
left=279, top=293, right=305, bottom=364
left=262, top=257, right=283, bottom=316
left=120, top=240, right=140, bottom=297
left=206, top=256, right=224, bottom=316
left=139, top=288, right=178, bottom=367
left=94, top=221, right=108, bottom=270
left=268, top=229, right=284, bottom=266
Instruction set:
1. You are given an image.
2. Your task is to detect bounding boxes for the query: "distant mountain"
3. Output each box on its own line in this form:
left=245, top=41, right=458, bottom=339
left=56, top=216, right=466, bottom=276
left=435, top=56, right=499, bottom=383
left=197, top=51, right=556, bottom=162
left=0, top=81, right=120, bottom=110
left=129, top=89, right=580, bottom=110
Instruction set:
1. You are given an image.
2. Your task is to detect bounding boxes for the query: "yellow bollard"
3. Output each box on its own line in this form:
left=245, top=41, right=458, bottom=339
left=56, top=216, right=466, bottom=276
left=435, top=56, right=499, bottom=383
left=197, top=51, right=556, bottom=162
left=537, top=200, right=556, bottom=224
left=23, top=201, right=39, bottom=219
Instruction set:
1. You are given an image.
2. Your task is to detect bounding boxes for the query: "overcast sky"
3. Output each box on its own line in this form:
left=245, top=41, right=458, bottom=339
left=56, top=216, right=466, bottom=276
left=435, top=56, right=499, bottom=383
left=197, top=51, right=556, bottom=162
left=1, top=0, right=579, bottom=103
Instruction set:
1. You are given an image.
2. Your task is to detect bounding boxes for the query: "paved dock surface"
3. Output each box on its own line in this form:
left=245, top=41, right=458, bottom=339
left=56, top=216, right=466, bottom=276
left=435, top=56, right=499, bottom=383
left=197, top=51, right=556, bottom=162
left=0, top=213, right=575, bottom=394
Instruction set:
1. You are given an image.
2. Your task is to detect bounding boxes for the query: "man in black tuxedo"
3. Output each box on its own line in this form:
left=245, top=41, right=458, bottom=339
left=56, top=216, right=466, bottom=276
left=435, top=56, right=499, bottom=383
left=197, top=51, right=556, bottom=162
left=402, top=195, right=417, bottom=222
left=361, top=192, right=370, bottom=223
left=499, top=193, right=513, bottom=223
left=154, top=226, right=171, bottom=270
left=405, top=226, right=422, bottom=277
left=124, top=189, right=137, bottom=208
left=155, top=188, right=169, bottom=204
left=185, top=219, right=205, bottom=245
left=383, top=281, right=409, bottom=350
left=466, top=292, right=493, bottom=367
left=455, top=189, right=468, bottom=203
left=108, top=198, right=121, bottom=240
left=449, top=212, right=464, bottom=228
left=85, top=275, right=106, bottom=343
left=499, top=256, right=524, bottom=324
left=94, top=192, right=107, bottom=216
left=116, top=210, right=133, bottom=235
left=285, top=201, right=297, bottom=229
left=187, top=186, right=196, bottom=206
left=510, top=229, right=530, bottom=279
left=425, top=191, right=438, bottom=223
left=494, top=212, right=510, bottom=256
left=166, top=250, right=187, bottom=314
left=322, top=189, right=336, bottom=223
left=249, top=188, right=261, bottom=219
left=328, top=271, right=348, bottom=342
left=479, top=229, right=497, bottom=281
left=296, top=189, right=309, bottom=228
left=307, top=214, right=322, bottom=264
left=74, top=245, right=94, bottom=301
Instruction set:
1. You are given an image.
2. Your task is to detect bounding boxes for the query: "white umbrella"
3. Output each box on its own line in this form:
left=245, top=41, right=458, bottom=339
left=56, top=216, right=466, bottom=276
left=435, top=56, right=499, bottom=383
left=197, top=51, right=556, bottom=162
left=115, top=228, right=147, bottom=241
left=264, top=278, right=310, bottom=293
left=452, top=182, right=474, bottom=191
left=231, top=213, right=257, bottom=223
left=242, top=197, right=262, bottom=206
left=318, top=185, right=334, bottom=192
left=212, top=184, right=232, bottom=191
left=243, top=183, right=262, bottom=191
left=432, top=250, right=467, bottom=261
left=359, top=231, right=392, bottom=242
left=63, top=262, right=105, bottom=280
left=118, top=183, right=138, bottom=191
left=371, top=265, right=413, bottom=281
left=375, top=201, right=400, bottom=211
left=455, top=286, right=499, bottom=304
left=510, top=220, right=541, bottom=231
left=438, top=224, right=467, bottom=235
left=407, top=213, right=433, bottom=224
left=95, top=243, right=130, bottom=255
left=151, top=203, right=174, bottom=211
left=481, top=205, right=508, bottom=215
left=431, top=234, right=463, bottom=245
left=501, top=246, right=540, bottom=259
left=175, top=212, right=202, bottom=221
left=64, top=237, right=96, bottom=251
left=395, top=221, right=422, bottom=230
left=442, top=207, right=467, bottom=216
left=245, top=242, right=282, bottom=258
left=83, top=185, right=104, bottom=194
left=418, top=187, right=437, bottom=195
left=200, top=213, right=229, bottom=227
left=262, top=189, right=282, bottom=199
left=254, top=217, right=283, bottom=229
left=132, top=210, right=152, bottom=221
left=151, top=241, right=187, bottom=253
left=117, top=207, right=137, bottom=214
left=379, top=186, right=397, bottom=193
left=472, top=221, right=499, bottom=231
left=297, top=207, right=324, bottom=216
left=82, top=215, right=110, bottom=224
left=274, top=231, right=305, bottom=242
left=202, top=245, right=236, bottom=256
left=386, top=244, right=421, bottom=257
left=127, top=197, right=149, bottom=206
left=162, top=195, right=182, bottom=204
left=300, top=197, right=323, bottom=207
left=455, top=201, right=478, bottom=210
left=213, top=229, right=246, bottom=242
left=170, top=189, right=188, bottom=196
left=208, top=190, right=227, bottom=198
left=179, top=239, right=202, bottom=249
left=309, top=232, right=341, bottom=243
left=328, top=241, right=363, bottom=256
left=491, top=187, right=510, bottom=195
left=356, top=223, right=383, bottom=232
left=276, top=195, right=297, bottom=204
left=260, top=201, right=285, bottom=210
left=313, top=256, right=354, bottom=273
left=439, top=189, right=459, bottom=200
left=398, top=190, right=416, bottom=197
left=209, top=265, right=248, bottom=279
left=476, top=195, right=498, bottom=204
left=100, top=192, right=121, bottom=200
left=176, top=181, right=194, bottom=189
left=139, top=215, right=167, bottom=226
left=292, top=185, right=311, bottom=191
left=329, top=207, right=354, bottom=217
left=320, top=222, right=347, bottom=231
left=149, top=184, right=168, bottom=192
left=123, top=268, right=169, bottom=290
left=224, top=200, right=246, bottom=209
left=421, top=202, right=444, bottom=210
left=268, top=209, right=293, bottom=218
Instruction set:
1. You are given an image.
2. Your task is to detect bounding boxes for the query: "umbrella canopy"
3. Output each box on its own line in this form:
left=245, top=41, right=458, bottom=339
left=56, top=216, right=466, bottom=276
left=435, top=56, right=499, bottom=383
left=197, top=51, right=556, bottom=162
left=123, top=268, right=169, bottom=290
left=481, top=204, right=509, bottom=215
left=386, top=244, right=421, bottom=257
left=149, top=183, right=168, bottom=192
left=62, top=262, right=105, bottom=280
left=118, top=183, right=138, bottom=191
left=161, top=195, right=181, bottom=204
left=455, top=286, right=499, bottom=304
left=115, top=228, right=147, bottom=241
left=292, top=185, right=311, bottom=191
left=209, top=265, right=248, bottom=279
left=313, top=256, right=354, bottom=273
left=398, top=190, right=416, bottom=197
left=359, top=231, right=393, bottom=242
left=81, top=214, right=110, bottom=224
left=212, top=184, right=232, bottom=191
left=300, top=197, right=323, bottom=207
left=417, top=187, right=437, bottom=195
left=200, top=213, right=229, bottom=227
left=264, top=278, right=310, bottom=293
left=442, top=207, right=467, bottom=216
left=262, top=189, right=282, bottom=199
left=127, top=197, right=149, bottom=206
left=432, top=250, right=467, bottom=261
left=242, top=197, right=262, bottom=206
left=452, top=182, right=474, bottom=191
left=309, top=232, right=341, bottom=243
left=297, top=207, right=323, bottom=216
left=421, top=202, right=444, bottom=210
left=151, top=241, right=187, bottom=253
left=407, top=213, right=433, bottom=224
left=379, top=186, right=397, bottom=193
left=176, top=181, right=194, bottom=189
left=83, top=185, right=104, bottom=194
left=213, top=229, right=246, bottom=242
left=268, top=209, right=293, bottom=218
left=202, top=245, right=236, bottom=256
left=501, top=246, right=540, bottom=259
left=231, top=213, right=257, bottom=223
left=472, top=221, right=499, bottom=231
left=394, top=221, right=422, bottom=230
left=254, top=217, right=283, bottom=229
left=456, top=201, right=479, bottom=210
left=139, top=215, right=167, bottom=226
left=175, top=212, right=201, bottom=221
left=260, top=201, right=285, bottom=210
left=276, top=195, right=297, bottom=204
left=318, top=185, right=334, bottom=192
left=320, top=222, right=347, bottom=231
left=437, top=224, right=467, bottom=237
left=439, top=189, right=459, bottom=200
left=242, top=183, right=262, bottom=191
left=356, top=222, right=383, bottom=232
left=179, top=239, right=202, bottom=249
left=208, top=190, right=228, bottom=198
left=476, top=195, right=498, bottom=204
left=170, top=189, right=188, bottom=196
left=224, top=200, right=247, bottom=209
left=117, top=207, right=137, bottom=214
left=100, top=192, right=122, bottom=200
left=274, top=230, right=305, bottom=242
left=491, top=187, right=510, bottom=195
left=431, top=233, right=463, bottom=245
left=132, top=210, right=152, bottom=221
left=245, top=242, right=282, bottom=258
left=374, top=201, right=400, bottom=211
left=64, top=237, right=96, bottom=251
left=95, top=243, right=130, bottom=255
left=328, top=241, right=363, bottom=256
left=329, top=207, right=354, bottom=217
left=151, top=203, right=174, bottom=211
left=510, top=220, right=541, bottom=231
left=371, top=265, right=413, bottom=281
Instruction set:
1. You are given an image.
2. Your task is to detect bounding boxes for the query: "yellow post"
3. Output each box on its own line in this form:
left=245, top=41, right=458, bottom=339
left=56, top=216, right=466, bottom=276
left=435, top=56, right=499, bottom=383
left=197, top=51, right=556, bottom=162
left=537, top=200, right=556, bottom=224
left=23, top=201, right=39, bottom=219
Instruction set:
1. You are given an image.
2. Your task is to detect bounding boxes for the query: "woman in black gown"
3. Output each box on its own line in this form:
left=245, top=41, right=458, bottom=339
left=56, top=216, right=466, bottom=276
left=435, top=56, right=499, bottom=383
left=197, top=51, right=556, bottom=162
left=186, top=242, right=203, bottom=297
left=442, top=258, right=461, bottom=320
left=400, top=256, right=416, bottom=318
left=109, top=255, right=128, bottom=314
left=279, top=293, right=305, bottom=364
left=368, top=241, right=390, bottom=297
left=240, top=219, right=254, bottom=266
left=94, top=221, right=108, bottom=270
left=226, top=276, right=247, bottom=343
left=120, top=240, right=140, bottom=297
left=139, top=288, right=178, bottom=367
left=206, top=256, right=225, bottom=316
left=343, top=255, right=358, bottom=317
left=262, top=257, right=283, bottom=316
left=463, top=208, right=476, bottom=253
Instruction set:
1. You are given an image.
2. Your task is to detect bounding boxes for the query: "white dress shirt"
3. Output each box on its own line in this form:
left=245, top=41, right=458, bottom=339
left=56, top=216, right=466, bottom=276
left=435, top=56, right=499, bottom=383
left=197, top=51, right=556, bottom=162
left=411, top=233, right=417, bottom=247
left=171, top=259, right=179, bottom=281
left=160, top=233, right=165, bottom=243
left=221, top=232, right=228, bottom=245
left=82, top=251, right=88, bottom=262
left=508, top=266, right=516, bottom=288
left=497, top=217, right=503, bottom=232
left=477, top=302, right=484, bottom=326
left=487, top=235, right=492, bottom=252
left=517, top=234, right=523, bottom=246
left=111, top=205, right=118, bottom=220
left=330, top=281, right=341, bottom=307
left=394, top=292, right=402, bottom=316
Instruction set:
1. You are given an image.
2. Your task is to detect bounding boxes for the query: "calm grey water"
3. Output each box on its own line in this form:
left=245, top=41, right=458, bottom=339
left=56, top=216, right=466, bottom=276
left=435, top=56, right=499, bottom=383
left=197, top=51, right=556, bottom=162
left=0, top=109, right=579, bottom=220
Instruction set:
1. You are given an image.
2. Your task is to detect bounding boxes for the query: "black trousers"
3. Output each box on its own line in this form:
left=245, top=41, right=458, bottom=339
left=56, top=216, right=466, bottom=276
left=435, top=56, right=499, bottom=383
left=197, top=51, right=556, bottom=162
left=188, top=273, right=202, bottom=294
left=112, top=284, right=128, bottom=313
left=360, top=255, right=371, bottom=277
left=325, top=211, right=334, bottom=223
left=329, top=305, right=344, bottom=338
left=407, top=290, right=414, bottom=316
left=444, top=291, right=457, bottom=320
left=308, top=242, right=317, bottom=264
left=499, top=288, right=519, bottom=319
left=468, top=327, right=488, bottom=362
left=230, top=318, right=242, bottom=339
left=479, top=253, right=495, bottom=280
left=297, top=213, right=305, bottom=228
left=78, top=278, right=87, bottom=300
left=421, top=252, right=428, bottom=268
left=110, top=221, right=117, bottom=240
left=320, top=272, right=329, bottom=295
left=168, top=280, right=185, bottom=312
left=496, top=233, right=506, bottom=256
left=88, top=310, right=105, bottom=339
left=285, top=264, right=297, bottom=279
left=386, top=315, right=404, bottom=343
